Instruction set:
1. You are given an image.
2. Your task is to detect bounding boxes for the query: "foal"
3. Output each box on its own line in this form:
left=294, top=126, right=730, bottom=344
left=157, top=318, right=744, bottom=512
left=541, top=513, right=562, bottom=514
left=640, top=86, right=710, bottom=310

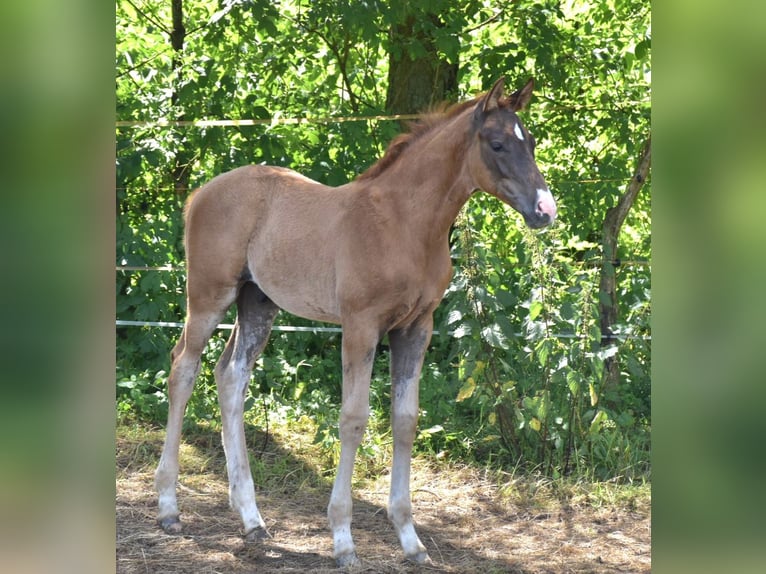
left=154, top=77, right=557, bottom=566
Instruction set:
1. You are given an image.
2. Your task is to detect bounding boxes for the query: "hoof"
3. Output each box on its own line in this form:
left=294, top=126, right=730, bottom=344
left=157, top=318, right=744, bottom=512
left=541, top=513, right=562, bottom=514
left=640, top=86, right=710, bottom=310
left=244, top=526, right=271, bottom=543
left=335, top=551, right=360, bottom=568
left=158, top=516, right=183, bottom=534
left=406, top=551, right=432, bottom=565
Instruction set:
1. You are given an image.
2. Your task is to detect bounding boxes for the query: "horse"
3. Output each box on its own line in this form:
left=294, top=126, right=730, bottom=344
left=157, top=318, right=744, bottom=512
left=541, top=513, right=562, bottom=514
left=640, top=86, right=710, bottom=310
left=153, top=76, right=557, bottom=567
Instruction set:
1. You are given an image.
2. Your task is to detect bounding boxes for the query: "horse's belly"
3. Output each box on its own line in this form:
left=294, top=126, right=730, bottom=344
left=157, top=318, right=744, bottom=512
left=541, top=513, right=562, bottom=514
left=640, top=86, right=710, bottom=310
left=272, top=293, right=341, bottom=324
left=252, top=272, right=341, bottom=324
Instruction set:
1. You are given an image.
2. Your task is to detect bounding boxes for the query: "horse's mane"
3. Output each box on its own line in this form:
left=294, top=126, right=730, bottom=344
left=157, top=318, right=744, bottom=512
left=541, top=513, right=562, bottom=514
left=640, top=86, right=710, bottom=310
left=358, top=96, right=483, bottom=182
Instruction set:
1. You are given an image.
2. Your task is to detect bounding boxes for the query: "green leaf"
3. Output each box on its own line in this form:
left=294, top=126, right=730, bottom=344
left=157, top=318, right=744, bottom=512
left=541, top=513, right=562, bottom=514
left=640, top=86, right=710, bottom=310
left=418, top=424, right=444, bottom=438
left=456, top=377, right=476, bottom=402
left=494, top=314, right=516, bottom=339
left=435, top=33, right=460, bottom=62
left=535, top=339, right=551, bottom=367
left=494, top=288, right=516, bottom=308
left=481, top=324, right=509, bottom=349
left=589, top=410, right=608, bottom=435
left=293, top=380, right=307, bottom=400
left=446, top=309, right=463, bottom=325
left=451, top=323, right=472, bottom=339
left=538, top=391, right=550, bottom=420
left=408, top=39, right=427, bottom=60
left=634, top=39, right=650, bottom=61
left=560, top=301, right=575, bottom=322
left=589, top=382, right=599, bottom=406
left=566, top=371, right=581, bottom=396
left=529, top=300, right=544, bottom=321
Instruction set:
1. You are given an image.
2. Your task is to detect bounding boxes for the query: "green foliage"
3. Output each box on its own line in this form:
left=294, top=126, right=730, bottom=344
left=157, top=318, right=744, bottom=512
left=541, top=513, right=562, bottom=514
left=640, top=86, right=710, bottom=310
left=433, top=211, right=650, bottom=481
left=116, top=0, right=650, bottom=482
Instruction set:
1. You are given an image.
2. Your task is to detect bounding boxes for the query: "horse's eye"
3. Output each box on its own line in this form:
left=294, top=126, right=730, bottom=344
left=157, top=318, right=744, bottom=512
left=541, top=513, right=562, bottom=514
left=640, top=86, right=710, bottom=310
left=490, top=141, right=504, bottom=152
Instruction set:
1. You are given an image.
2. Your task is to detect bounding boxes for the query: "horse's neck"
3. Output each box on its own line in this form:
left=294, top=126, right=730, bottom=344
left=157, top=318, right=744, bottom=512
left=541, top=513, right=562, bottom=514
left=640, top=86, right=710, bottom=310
left=368, top=111, right=475, bottom=243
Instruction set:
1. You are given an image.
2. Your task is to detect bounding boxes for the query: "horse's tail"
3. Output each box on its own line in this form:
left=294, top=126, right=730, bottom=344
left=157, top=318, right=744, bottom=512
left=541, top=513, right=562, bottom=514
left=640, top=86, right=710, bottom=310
left=182, top=187, right=200, bottom=224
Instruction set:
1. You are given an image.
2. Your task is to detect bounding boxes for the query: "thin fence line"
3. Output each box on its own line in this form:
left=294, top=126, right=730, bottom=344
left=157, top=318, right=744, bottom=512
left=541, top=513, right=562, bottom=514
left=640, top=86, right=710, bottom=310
left=116, top=259, right=650, bottom=273
left=116, top=114, right=422, bottom=128
left=554, top=178, right=633, bottom=184
left=115, top=319, right=650, bottom=341
left=115, top=177, right=635, bottom=193
left=117, top=265, right=180, bottom=271
left=116, top=319, right=341, bottom=333
left=115, top=99, right=649, bottom=129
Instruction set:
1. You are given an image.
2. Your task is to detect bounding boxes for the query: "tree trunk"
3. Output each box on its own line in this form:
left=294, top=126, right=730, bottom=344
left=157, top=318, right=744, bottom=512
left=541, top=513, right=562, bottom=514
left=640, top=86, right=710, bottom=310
left=599, top=137, right=651, bottom=402
left=170, top=0, right=190, bottom=196
left=385, top=13, right=458, bottom=119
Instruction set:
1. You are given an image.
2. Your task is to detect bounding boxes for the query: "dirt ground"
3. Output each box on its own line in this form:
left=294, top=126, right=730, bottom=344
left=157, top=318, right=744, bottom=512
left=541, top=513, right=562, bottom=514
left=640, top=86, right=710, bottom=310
left=116, top=427, right=650, bottom=573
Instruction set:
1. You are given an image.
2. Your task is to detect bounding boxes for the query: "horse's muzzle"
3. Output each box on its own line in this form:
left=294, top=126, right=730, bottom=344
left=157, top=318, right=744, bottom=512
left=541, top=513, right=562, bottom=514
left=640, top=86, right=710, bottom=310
left=528, top=188, right=557, bottom=228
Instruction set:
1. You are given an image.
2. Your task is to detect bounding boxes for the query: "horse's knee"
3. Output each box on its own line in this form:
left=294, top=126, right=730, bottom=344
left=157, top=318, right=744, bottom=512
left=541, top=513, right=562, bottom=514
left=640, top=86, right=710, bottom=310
left=394, top=411, right=418, bottom=434
left=215, top=353, right=250, bottom=410
left=338, top=409, right=369, bottom=444
left=166, top=349, right=205, bottom=408
left=391, top=413, right=418, bottom=458
left=213, top=353, right=235, bottom=387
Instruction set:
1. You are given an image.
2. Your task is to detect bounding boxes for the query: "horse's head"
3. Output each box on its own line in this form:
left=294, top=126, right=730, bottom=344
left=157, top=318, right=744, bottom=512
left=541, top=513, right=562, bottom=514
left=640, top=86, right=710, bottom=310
left=469, top=77, right=557, bottom=229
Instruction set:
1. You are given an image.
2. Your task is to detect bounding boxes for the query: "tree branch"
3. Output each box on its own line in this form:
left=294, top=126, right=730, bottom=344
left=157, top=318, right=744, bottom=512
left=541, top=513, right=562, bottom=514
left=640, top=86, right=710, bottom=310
left=124, top=0, right=170, bottom=36
left=116, top=48, right=172, bottom=79
left=464, top=9, right=505, bottom=34
left=297, top=21, right=361, bottom=114
left=604, top=137, right=652, bottom=239
left=599, top=136, right=651, bottom=399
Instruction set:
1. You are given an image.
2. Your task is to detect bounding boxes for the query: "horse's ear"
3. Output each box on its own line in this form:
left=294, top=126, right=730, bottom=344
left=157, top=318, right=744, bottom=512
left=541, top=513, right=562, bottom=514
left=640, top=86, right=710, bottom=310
left=509, top=78, right=535, bottom=111
left=481, top=76, right=506, bottom=113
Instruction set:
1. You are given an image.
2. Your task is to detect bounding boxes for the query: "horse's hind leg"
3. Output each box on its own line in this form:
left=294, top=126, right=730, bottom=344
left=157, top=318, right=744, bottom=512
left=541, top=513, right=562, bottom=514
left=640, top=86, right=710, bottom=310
left=214, top=282, right=279, bottom=541
left=155, top=286, right=236, bottom=534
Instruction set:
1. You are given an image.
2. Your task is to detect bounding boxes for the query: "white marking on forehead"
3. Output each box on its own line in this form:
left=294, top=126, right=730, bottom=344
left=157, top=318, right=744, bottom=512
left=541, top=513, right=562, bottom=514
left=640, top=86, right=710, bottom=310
left=514, top=122, right=524, bottom=141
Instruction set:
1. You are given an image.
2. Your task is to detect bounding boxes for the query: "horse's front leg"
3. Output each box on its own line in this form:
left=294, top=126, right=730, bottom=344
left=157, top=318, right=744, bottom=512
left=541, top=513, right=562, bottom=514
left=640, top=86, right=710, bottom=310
left=327, top=323, right=379, bottom=567
left=388, top=319, right=433, bottom=564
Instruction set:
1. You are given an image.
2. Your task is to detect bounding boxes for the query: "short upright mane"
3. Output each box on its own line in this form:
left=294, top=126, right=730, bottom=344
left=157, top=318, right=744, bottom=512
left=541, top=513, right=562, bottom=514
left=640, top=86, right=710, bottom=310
left=358, top=96, right=482, bottom=181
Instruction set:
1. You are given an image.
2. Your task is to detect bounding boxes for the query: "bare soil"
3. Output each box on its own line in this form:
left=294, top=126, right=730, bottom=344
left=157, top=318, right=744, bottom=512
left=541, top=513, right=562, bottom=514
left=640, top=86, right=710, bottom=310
left=117, top=425, right=650, bottom=573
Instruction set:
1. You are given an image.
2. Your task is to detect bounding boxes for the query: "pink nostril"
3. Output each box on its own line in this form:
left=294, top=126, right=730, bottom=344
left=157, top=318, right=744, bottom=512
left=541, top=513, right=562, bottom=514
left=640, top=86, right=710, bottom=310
left=536, top=190, right=557, bottom=220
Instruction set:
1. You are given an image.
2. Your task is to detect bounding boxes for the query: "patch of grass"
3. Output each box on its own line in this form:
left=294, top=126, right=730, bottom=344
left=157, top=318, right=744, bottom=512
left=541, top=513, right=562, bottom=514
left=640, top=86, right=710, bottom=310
left=489, top=463, right=650, bottom=516
left=117, top=405, right=650, bottom=519
left=118, top=411, right=651, bottom=574
left=116, top=422, right=165, bottom=472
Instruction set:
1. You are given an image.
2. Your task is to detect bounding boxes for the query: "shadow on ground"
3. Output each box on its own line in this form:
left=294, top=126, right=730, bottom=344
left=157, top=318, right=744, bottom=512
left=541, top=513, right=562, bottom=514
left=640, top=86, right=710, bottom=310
left=117, top=422, right=650, bottom=573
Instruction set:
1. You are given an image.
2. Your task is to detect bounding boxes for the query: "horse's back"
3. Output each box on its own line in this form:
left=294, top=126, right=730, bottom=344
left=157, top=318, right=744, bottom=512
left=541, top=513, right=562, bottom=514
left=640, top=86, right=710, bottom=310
left=182, top=164, right=346, bottom=317
left=185, top=163, right=331, bottom=238
left=186, top=164, right=322, bottom=215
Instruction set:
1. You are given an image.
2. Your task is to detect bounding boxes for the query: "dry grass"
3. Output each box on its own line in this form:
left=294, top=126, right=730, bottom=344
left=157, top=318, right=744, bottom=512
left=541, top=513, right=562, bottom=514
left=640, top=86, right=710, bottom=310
left=117, top=422, right=650, bottom=573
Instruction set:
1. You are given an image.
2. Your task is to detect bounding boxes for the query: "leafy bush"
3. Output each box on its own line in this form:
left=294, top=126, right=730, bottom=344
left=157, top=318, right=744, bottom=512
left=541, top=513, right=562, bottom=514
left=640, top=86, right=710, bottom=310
left=116, top=0, right=651, bottom=482
left=423, top=200, right=650, bottom=481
